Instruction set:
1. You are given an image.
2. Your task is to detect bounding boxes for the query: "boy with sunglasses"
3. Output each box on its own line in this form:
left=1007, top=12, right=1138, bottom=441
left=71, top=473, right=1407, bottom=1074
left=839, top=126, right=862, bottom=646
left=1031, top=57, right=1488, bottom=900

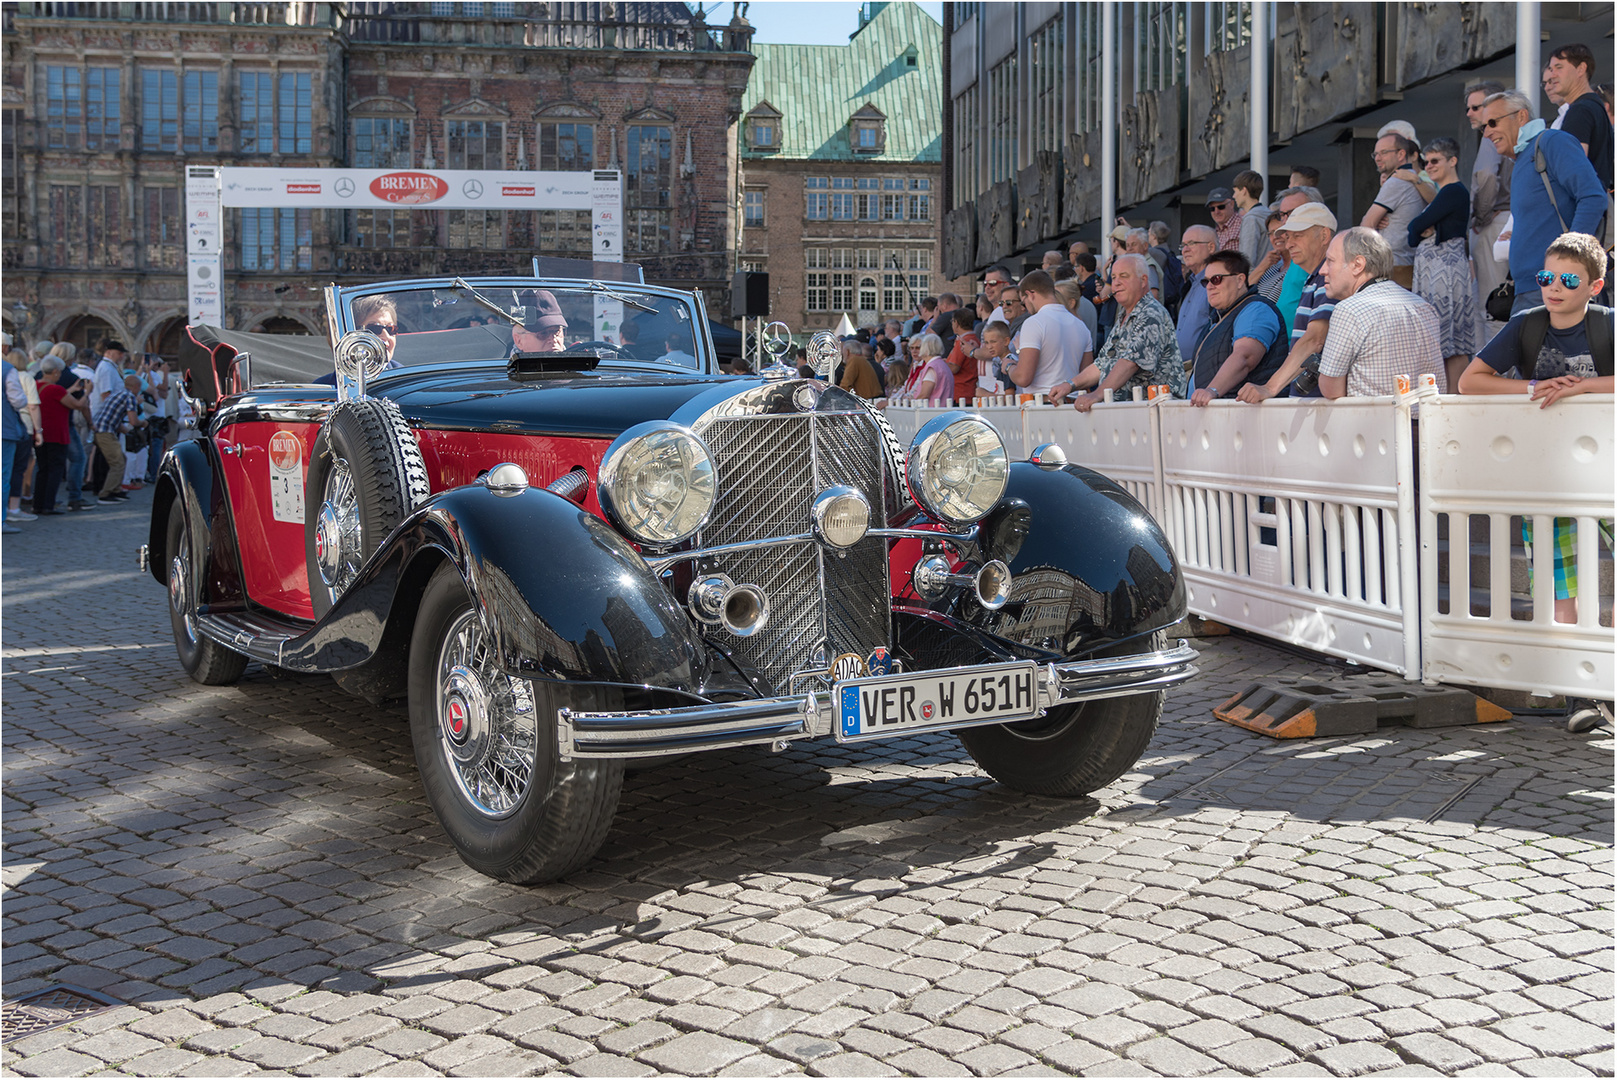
left=1460, top=231, right=1613, bottom=636
left=1461, top=231, right=1612, bottom=403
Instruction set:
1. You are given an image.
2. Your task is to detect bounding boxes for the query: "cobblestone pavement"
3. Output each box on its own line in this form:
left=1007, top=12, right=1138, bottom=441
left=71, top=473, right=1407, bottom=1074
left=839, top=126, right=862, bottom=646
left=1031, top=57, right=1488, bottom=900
left=2, top=488, right=1612, bottom=1078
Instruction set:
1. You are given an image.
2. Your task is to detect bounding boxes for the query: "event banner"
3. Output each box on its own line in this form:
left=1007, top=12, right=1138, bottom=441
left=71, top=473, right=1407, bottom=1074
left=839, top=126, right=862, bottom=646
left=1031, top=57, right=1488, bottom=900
left=217, top=168, right=606, bottom=211
left=186, top=166, right=223, bottom=325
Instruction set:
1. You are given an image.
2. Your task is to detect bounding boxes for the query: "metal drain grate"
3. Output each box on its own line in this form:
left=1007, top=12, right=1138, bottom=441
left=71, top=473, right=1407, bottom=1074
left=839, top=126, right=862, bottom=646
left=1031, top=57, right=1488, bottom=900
left=2, top=985, right=121, bottom=1042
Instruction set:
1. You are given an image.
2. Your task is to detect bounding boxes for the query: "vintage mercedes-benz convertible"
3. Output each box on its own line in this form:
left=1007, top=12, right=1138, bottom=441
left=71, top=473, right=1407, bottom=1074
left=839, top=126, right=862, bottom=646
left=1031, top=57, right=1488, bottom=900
left=146, top=265, right=1197, bottom=883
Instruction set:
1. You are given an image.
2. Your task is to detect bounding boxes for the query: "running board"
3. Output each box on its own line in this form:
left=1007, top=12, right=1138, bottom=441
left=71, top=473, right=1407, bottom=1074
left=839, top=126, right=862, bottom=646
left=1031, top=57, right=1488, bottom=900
left=194, top=610, right=307, bottom=667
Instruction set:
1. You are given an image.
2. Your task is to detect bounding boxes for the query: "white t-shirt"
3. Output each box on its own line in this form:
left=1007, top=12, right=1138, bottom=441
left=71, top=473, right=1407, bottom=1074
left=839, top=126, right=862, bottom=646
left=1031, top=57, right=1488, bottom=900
left=976, top=353, right=1012, bottom=395
left=149, top=370, right=170, bottom=418
left=93, top=357, right=122, bottom=409
left=1014, top=302, right=1091, bottom=393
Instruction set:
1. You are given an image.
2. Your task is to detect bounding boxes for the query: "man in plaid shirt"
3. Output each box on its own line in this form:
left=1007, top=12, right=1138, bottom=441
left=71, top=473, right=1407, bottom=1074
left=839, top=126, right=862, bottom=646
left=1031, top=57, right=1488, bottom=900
left=1318, top=227, right=1446, bottom=397
left=91, top=374, right=146, bottom=503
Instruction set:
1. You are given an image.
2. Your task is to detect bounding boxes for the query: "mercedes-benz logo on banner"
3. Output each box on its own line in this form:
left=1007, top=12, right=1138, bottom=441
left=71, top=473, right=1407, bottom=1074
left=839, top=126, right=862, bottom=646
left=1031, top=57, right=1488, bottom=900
left=334, top=177, right=355, bottom=198
left=462, top=179, right=484, bottom=199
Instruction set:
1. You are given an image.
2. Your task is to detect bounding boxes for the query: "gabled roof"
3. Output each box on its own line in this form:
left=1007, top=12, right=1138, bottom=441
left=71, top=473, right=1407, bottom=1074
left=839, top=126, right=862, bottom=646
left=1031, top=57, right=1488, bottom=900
left=740, top=1, right=941, bottom=163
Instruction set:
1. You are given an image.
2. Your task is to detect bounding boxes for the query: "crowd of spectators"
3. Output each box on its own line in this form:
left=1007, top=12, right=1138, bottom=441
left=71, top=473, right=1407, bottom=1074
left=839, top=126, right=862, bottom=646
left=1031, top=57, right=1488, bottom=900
left=800, top=44, right=1609, bottom=648
left=1, top=333, right=186, bottom=534
left=809, top=41, right=1610, bottom=420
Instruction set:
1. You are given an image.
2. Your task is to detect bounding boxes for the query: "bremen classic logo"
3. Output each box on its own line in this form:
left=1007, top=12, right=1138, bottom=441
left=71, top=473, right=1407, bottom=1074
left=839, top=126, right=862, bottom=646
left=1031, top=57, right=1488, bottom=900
left=369, top=172, right=449, bottom=205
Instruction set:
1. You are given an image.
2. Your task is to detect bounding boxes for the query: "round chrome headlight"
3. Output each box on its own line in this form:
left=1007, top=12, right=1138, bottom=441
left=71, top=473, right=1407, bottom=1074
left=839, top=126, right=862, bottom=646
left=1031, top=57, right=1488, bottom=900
left=598, top=422, right=718, bottom=547
left=905, top=413, right=1009, bottom=526
left=812, top=486, right=871, bottom=549
left=334, top=329, right=390, bottom=383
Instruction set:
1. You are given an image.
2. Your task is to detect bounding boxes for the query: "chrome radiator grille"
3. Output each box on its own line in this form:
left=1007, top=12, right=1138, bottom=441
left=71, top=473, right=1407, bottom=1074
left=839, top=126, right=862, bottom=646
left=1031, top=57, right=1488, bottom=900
left=695, top=410, right=891, bottom=693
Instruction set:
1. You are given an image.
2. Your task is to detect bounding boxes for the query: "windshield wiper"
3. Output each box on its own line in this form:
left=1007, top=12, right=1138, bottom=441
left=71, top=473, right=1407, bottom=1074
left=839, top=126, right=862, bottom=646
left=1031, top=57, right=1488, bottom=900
left=586, top=281, right=657, bottom=314
left=450, top=277, right=522, bottom=325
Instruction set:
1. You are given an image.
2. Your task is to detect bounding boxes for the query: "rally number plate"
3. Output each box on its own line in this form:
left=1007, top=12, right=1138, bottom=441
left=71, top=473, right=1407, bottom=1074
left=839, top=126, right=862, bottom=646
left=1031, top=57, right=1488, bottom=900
left=836, top=662, right=1040, bottom=742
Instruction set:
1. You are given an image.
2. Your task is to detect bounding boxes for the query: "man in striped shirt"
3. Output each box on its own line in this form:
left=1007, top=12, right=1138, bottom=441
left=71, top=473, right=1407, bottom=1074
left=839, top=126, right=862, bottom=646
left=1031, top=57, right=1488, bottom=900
left=91, top=374, right=146, bottom=503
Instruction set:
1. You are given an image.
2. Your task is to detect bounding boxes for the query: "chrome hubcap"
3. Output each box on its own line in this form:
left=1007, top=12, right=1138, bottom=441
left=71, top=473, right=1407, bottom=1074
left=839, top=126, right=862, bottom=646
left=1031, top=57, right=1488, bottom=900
left=316, top=459, right=360, bottom=598
left=436, top=609, right=537, bottom=818
left=169, top=553, right=196, bottom=645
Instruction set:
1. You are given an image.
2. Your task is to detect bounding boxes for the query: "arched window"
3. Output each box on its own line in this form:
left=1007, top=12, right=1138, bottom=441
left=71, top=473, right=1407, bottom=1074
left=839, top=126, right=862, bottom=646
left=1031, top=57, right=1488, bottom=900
left=858, top=276, right=878, bottom=313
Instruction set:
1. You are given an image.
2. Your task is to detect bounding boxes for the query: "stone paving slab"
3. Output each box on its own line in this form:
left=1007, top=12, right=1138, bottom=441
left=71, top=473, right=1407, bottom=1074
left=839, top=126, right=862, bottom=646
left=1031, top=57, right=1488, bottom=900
left=1, top=487, right=1612, bottom=1077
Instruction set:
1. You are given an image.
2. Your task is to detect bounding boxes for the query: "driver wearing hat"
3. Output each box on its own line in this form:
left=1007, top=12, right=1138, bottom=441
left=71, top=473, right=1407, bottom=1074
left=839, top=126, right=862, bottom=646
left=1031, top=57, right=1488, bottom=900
left=509, top=290, right=568, bottom=354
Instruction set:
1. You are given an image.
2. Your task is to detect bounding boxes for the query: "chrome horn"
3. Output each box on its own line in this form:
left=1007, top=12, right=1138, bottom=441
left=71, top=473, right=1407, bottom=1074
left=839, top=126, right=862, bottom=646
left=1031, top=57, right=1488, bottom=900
left=688, top=574, right=771, bottom=637
left=912, top=556, right=1014, bottom=611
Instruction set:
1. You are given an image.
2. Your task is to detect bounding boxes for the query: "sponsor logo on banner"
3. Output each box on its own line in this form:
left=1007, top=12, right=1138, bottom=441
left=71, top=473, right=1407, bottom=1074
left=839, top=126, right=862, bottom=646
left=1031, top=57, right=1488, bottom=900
left=188, top=253, right=223, bottom=324
left=370, top=172, right=449, bottom=204
left=502, top=185, right=536, bottom=197
left=286, top=183, right=321, bottom=195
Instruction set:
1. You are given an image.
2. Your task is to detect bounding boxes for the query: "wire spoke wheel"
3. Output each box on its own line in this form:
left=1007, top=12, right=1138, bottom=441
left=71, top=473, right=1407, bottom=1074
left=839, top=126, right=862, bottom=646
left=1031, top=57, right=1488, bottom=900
left=304, top=398, right=430, bottom=618
left=434, top=609, right=538, bottom=818
left=314, top=459, right=362, bottom=603
left=409, top=563, right=622, bottom=883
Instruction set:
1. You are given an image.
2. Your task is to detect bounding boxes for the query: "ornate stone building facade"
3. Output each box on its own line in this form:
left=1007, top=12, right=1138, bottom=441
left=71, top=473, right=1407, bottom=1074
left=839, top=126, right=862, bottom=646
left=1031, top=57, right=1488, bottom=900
left=0, top=1, right=754, bottom=356
left=737, top=2, right=968, bottom=335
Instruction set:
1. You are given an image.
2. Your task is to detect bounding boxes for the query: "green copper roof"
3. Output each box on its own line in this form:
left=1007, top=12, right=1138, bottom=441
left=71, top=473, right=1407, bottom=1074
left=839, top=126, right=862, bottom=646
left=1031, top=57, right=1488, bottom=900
left=741, top=1, right=942, bottom=163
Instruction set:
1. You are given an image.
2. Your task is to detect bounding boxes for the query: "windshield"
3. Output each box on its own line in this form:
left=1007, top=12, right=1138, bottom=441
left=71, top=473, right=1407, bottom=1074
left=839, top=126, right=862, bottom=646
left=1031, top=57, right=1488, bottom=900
left=343, top=282, right=704, bottom=371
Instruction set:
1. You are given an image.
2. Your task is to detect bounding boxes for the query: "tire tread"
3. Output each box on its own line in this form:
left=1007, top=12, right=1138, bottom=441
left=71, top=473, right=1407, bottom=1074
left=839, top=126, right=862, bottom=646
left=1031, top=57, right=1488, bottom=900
left=957, top=631, right=1167, bottom=798
left=306, top=397, right=429, bottom=616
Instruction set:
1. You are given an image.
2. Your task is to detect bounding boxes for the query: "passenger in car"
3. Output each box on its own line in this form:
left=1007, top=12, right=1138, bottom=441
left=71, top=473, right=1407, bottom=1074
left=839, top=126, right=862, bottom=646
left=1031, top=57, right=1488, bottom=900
left=653, top=327, right=698, bottom=367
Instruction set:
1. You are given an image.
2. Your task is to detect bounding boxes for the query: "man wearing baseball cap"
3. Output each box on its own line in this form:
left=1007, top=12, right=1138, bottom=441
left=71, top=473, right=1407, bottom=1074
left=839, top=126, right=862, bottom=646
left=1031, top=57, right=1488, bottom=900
left=509, top=290, right=569, bottom=354
left=1207, top=187, right=1243, bottom=251
left=1237, top=199, right=1340, bottom=401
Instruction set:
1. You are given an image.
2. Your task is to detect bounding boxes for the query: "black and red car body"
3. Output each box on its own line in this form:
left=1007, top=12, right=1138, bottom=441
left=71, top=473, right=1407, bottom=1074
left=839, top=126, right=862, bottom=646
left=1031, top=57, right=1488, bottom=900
left=146, top=271, right=1196, bottom=883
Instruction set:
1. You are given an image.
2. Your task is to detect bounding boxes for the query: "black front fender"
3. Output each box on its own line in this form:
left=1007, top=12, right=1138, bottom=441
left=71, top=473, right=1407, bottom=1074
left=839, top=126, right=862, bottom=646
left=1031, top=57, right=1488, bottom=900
left=281, top=483, right=709, bottom=695
left=975, top=461, right=1186, bottom=656
left=150, top=438, right=246, bottom=611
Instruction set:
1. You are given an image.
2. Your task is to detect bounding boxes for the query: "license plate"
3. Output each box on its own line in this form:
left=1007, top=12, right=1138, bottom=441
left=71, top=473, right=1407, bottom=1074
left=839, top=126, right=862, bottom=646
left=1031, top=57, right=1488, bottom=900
left=836, top=661, right=1040, bottom=742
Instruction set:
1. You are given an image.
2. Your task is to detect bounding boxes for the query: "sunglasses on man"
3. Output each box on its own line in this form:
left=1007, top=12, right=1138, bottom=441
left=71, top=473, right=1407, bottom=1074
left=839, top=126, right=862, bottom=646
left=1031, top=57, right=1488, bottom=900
left=1535, top=270, right=1583, bottom=289
left=363, top=322, right=398, bottom=336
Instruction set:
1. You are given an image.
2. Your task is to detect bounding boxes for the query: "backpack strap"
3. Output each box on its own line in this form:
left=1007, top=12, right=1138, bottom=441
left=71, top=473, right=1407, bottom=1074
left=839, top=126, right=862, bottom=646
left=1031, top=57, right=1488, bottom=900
left=1517, top=307, right=1551, bottom=378
left=1587, top=306, right=1614, bottom=378
left=1533, top=137, right=1570, bottom=233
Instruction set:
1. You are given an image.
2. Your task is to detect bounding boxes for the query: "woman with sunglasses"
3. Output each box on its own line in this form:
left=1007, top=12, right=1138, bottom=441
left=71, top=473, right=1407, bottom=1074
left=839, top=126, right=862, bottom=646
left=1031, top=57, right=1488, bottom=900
left=1405, top=138, right=1479, bottom=394
left=354, top=295, right=401, bottom=366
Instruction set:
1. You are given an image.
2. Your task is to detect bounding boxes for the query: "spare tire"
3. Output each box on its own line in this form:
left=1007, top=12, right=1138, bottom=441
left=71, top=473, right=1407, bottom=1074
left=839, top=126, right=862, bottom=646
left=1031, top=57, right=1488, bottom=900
left=305, top=398, right=430, bottom=618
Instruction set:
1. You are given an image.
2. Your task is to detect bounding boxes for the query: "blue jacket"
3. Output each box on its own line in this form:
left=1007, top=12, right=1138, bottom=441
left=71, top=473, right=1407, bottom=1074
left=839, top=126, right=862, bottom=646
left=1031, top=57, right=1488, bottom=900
left=1507, top=129, right=1606, bottom=285
left=2, top=370, right=24, bottom=442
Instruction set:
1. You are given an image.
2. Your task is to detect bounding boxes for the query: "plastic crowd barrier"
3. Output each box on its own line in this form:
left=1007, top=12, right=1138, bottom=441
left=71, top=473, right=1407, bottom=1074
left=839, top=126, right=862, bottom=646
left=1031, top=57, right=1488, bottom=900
left=886, top=393, right=1615, bottom=698
left=1418, top=394, right=1614, bottom=699
left=1154, top=398, right=1417, bottom=675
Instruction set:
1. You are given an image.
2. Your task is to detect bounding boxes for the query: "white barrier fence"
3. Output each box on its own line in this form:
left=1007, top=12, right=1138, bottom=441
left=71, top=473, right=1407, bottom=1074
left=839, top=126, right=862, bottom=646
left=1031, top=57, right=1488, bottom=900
left=886, top=395, right=1615, bottom=698
left=1418, top=396, right=1614, bottom=699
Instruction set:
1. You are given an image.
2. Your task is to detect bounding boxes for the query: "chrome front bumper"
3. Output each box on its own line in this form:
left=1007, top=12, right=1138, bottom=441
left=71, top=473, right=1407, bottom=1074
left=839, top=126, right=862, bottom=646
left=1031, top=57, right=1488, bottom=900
left=556, top=640, right=1198, bottom=760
